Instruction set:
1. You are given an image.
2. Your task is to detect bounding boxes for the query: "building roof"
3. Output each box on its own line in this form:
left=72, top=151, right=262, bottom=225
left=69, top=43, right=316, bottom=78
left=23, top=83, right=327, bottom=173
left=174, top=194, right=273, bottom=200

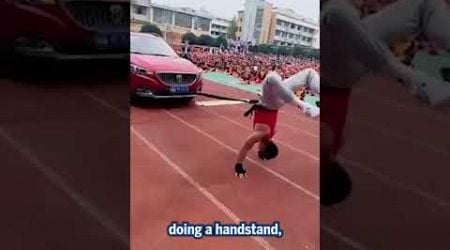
left=273, top=7, right=317, bottom=26
left=213, top=17, right=232, bottom=23
left=151, top=3, right=214, bottom=19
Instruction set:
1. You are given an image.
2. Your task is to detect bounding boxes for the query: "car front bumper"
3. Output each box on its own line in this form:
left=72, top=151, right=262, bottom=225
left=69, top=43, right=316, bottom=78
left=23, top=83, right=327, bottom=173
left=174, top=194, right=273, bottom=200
left=135, top=88, right=197, bottom=99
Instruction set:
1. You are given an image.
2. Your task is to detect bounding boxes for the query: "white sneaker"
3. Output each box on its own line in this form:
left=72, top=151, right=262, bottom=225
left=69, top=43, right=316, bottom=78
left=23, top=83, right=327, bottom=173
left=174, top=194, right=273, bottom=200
left=410, top=72, right=450, bottom=106
left=303, top=103, right=320, bottom=118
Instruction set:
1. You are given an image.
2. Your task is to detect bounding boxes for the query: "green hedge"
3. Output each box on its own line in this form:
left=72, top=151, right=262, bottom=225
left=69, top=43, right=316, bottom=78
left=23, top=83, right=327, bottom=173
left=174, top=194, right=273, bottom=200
left=182, top=33, right=227, bottom=47
left=249, top=44, right=319, bottom=59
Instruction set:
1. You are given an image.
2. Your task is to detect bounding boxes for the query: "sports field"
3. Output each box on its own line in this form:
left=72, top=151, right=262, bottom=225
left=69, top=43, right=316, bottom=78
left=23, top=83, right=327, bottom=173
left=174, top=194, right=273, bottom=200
left=131, top=80, right=320, bottom=250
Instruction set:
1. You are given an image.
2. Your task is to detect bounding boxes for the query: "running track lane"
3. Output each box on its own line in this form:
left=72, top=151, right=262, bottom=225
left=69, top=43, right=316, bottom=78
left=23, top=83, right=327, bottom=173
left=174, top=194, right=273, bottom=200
left=162, top=106, right=319, bottom=194
left=131, top=104, right=319, bottom=249
left=321, top=75, right=450, bottom=249
left=131, top=131, right=266, bottom=250
left=0, top=79, right=129, bottom=249
left=203, top=77, right=450, bottom=249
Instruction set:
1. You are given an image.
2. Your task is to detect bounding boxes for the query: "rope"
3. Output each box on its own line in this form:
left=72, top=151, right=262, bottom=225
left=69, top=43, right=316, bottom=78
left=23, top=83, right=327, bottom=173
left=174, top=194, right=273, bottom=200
left=196, top=92, right=259, bottom=104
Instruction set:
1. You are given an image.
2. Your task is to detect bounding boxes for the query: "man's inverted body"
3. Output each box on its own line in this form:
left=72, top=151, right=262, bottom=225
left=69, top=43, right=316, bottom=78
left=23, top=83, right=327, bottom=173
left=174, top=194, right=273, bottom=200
left=234, top=68, right=320, bottom=178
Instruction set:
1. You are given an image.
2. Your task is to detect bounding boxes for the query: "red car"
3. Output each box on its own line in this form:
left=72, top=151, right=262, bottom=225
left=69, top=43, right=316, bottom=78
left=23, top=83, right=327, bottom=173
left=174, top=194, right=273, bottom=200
left=130, top=32, right=203, bottom=101
left=1, top=0, right=128, bottom=64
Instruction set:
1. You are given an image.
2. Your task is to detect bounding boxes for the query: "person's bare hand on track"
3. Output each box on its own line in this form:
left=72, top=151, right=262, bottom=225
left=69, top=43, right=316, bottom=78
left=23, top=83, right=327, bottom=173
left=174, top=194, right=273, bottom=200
left=235, top=163, right=248, bottom=179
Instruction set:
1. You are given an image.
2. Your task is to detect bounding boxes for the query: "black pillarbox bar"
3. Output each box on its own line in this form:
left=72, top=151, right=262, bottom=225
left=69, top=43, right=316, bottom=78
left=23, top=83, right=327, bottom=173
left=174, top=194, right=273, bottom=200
left=321, top=0, right=450, bottom=249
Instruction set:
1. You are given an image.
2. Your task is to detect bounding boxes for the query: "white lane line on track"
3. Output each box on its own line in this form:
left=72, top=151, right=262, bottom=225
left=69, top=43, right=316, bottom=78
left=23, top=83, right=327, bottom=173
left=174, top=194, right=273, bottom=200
left=221, top=101, right=450, bottom=216
left=199, top=106, right=319, bottom=161
left=349, top=118, right=450, bottom=157
left=83, top=91, right=363, bottom=250
left=277, top=122, right=319, bottom=139
left=0, top=126, right=129, bottom=247
left=82, top=91, right=129, bottom=119
left=163, top=109, right=319, bottom=201
left=131, top=127, right=275, bottom=250
left=87, top=90, right=450, bottom=245
left=354, top=88, right=450, bottom=125
left=339, top=156, right=450, bottom=208
left=321, top=224, right=368, bottom=250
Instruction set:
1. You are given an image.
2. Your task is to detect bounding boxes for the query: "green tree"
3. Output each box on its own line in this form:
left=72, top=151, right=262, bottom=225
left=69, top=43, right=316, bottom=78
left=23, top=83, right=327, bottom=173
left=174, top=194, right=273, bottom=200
left=258, top=44, right=271, bottom=54
left=140, top=24, right=163, bottom=36
left=227, top=18, right=238, bottom=40
left=197, top=35, right=215, bottom=46
left=182, top=32, right=198, bottom=44
left=214, top=35, right=228, bottom=47
left=278, top=46, right=288, bottom=56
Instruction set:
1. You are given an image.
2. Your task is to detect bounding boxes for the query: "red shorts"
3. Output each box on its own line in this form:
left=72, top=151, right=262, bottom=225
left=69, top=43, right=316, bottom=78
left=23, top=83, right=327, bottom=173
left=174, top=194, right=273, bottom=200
left=321, top=88, right=352, bottom=156
left=253, top=108, right=279, bottom=139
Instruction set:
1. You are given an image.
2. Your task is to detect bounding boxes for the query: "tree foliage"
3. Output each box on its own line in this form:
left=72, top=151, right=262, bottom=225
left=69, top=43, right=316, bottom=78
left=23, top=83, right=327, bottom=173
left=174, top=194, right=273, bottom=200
left=140, top=24, right=163, bottom=36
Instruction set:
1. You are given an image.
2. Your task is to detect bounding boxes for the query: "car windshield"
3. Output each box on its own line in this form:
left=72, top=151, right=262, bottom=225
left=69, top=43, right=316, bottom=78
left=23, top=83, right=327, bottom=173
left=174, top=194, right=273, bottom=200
left=130, top=33, right=178, bottom=57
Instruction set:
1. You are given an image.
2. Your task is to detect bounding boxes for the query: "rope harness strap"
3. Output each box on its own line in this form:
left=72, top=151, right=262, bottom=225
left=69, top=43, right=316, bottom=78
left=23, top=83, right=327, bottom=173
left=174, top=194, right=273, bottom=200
left=195, top=92, right=267, bottom=118
left=243, top=103, right=277, bottom=118
left=196, top=92, right=259, bottom=104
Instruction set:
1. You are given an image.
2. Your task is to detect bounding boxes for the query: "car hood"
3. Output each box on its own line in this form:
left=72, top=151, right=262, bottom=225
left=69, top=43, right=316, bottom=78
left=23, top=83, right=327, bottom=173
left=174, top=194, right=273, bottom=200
left=131, top=54, right=200, bottom=74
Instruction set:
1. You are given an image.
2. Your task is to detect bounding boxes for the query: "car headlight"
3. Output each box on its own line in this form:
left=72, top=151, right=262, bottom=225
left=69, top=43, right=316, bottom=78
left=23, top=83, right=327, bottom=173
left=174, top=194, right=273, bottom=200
left=130, top=64, right=153, bottom=78
left=17, top=0, right=56, bottom=5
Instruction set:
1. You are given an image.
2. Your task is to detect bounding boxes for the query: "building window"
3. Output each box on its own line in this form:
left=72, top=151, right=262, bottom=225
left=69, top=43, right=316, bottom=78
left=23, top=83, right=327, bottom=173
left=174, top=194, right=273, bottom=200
left=174, top=13, right=192, bottom=28
left=254, top=30, right=261, bottom=39
left=277, top=20, right=282, bottom=26
left=276, top=30, right=281, bottom=36
left=195, top=17, right=211, bottom=31
left=255, top=8, right=264, bottom=28
left=153, top=7, right=172, bottom=24
left=291, top=24, right=295, bottom=29
left=133, top=6, right=147, bottom=15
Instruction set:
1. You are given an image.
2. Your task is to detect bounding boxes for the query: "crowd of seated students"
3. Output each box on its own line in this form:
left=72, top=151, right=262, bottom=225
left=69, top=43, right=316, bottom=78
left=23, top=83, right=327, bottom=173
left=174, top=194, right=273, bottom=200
left=177, top=46, right=320, bottom=85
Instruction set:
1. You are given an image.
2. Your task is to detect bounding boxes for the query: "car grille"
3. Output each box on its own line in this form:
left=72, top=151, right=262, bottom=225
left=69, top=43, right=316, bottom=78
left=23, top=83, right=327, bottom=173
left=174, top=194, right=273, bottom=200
left=64, top=2, right=129, bottom=29
left=157, top=73, right=198, bottom=86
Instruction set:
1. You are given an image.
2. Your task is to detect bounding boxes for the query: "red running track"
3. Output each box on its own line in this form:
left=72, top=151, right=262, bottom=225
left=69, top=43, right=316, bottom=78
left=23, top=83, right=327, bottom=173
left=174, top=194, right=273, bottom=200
left=131, top=80, right=320, bottom=250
